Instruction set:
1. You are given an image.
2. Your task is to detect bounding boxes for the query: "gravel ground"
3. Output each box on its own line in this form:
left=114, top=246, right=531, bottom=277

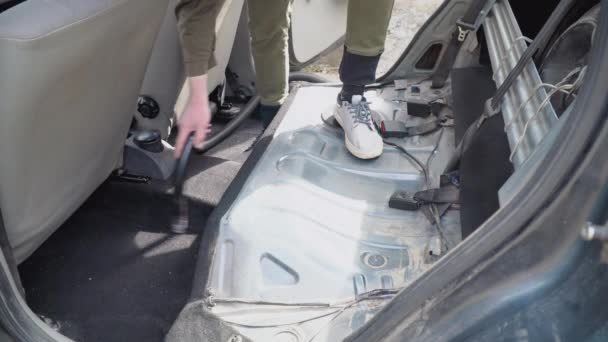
left=304, top=0, right=444, bottom=79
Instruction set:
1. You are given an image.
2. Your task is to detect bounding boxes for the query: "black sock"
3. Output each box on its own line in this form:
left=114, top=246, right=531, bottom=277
left=338, top=84, right=365, bottom=104
left=337, top=47, right=381, bottom=105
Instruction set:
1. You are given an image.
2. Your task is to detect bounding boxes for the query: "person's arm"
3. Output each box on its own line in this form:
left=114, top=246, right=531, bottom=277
left=174, top=0, right=225, bottom=158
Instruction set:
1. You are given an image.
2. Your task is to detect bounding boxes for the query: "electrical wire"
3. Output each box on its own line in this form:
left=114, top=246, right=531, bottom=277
left=221, top=309, right=343, bottom=329
left=504, top=83, right=571, bottom=130
left=305, top=290, right=400, bottom=342
left=319, top=93, right=442, bottom=191
left=386, top=127, right=450, bottom=253
left=509, top=66, right=587, bottom=161
left=504, top=66, right=583, bottom=130
left=210, top=298, right=334, bottom=308
left=323, top=99, right=451, bottom=255
left=209, top=289, right=399, bottom=308
left=383, top=139, right=429, bottom=188
left=430, top=203, right=450, bottom=253
left=424, top=127, right=450, bottom=252
left=317, top=98, right=431, bottom=186
left=509, top=86, right=573, bottom=161
left=216, top=289, right=401, bottom=330
left=304, top=302, right=364, bottom=342
left=424, top=127, right=445, bottom=189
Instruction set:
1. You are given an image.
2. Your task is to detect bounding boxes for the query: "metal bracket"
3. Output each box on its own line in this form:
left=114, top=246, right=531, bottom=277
left=470, top=0, right=500, bottom=31
left=204, top=287, right=216, bottom=308
left=455, top=0, right=500, bottom=42
left=476, top=98, right=502, bottom=128
left=110, top=169, right=150, bottom=184
left=581, top=223, right=608, bottom=264
left=581, top=223, right=608, bottom=241
left=457, top=25, right=470, bottom=42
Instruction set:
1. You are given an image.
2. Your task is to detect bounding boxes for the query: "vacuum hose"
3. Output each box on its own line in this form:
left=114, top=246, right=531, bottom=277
left=200, top=95, right=261, bottom=153
left=170, top=72, right=331, bottom=232
left=288, top=71, right=332, bottom=84
left=199, top=72, right=330, bottom=153
left=171, top=136, right=194, bottom=234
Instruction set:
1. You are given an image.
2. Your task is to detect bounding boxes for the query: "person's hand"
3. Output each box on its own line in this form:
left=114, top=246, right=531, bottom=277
left=174, top=96, right=211, bottom=158
left=174, top=75, right=212, bottom=158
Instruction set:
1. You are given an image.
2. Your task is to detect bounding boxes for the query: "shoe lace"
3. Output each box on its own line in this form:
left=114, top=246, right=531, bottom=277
left=349, top=100, right=374, bottom=131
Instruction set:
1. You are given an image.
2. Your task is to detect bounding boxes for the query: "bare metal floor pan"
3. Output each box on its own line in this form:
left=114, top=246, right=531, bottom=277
left=206, top=85, right=461, bottom=340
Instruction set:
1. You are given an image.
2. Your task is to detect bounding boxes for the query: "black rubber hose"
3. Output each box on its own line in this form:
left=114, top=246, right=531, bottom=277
left=199, top=72, right=330, bottom=153
left=199, top=95, right=261, bottom=153
left=288, top=71, right=332, bottom=83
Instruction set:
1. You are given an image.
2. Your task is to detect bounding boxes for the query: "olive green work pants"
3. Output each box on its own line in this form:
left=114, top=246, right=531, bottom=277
left=248, top=0, right=394, bottom=106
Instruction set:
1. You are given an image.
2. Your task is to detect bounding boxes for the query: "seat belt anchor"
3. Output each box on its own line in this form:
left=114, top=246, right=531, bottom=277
left=457, top=26, right=470, bottom=42
left=456, top=19, right=476, bottom=42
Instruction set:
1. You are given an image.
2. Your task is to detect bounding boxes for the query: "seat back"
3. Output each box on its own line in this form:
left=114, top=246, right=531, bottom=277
left=0, top=0, right=169, bottom=262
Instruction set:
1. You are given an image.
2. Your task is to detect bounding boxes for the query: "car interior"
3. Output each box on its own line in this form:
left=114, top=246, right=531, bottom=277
left=0, top=0, right=606, bottom=341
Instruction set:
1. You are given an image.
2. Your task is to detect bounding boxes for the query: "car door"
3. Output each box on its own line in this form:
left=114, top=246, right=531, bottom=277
left=289, top=0, right=348, bottom=67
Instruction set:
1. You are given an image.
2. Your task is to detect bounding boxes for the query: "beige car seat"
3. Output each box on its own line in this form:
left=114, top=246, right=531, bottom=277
left=0, top=0, right=170, bottom=262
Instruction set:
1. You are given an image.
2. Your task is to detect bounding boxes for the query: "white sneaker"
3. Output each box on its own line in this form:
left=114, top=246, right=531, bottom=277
left=334, top=95, right=383, bottom=159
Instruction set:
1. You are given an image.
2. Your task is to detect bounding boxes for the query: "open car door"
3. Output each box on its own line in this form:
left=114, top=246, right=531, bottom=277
left=289, top=0, right=348, bottom=67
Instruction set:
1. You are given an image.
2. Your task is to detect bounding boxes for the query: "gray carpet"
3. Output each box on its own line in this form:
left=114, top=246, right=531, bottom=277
left=19, top=180, right=211, bottom=342
left=18, top=119, right=266, bottom=342
left=451, top=67, right=513, bottom=238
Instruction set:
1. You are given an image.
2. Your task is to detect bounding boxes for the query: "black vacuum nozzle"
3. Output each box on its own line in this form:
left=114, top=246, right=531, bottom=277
left=171, top=136, right=194, bottom=234
left=171, top=196, right=189, bottom=234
